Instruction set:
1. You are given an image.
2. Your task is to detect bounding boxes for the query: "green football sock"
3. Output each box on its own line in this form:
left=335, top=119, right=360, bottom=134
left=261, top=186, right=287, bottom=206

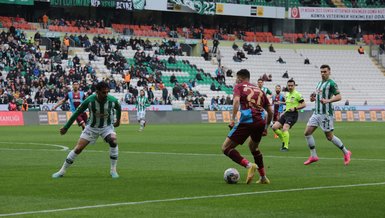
left=282, top=131, right=290, bottom=149
left=274, top=129, right=284, bottom=141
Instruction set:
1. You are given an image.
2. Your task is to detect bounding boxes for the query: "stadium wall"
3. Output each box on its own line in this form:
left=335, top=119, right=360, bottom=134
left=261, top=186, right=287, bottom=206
left=1, top=111, right=385, bottom=126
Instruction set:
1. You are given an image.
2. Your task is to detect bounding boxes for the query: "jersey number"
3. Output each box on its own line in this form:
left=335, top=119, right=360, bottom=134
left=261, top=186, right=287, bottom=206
left=243, top=87, right=262, bottom=109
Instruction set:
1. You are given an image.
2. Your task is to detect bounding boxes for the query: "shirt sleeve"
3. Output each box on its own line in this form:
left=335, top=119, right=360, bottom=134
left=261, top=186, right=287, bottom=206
left=233, top=84, right=241, bottom=97
left=330, top=81, right=340, bottom=95
left=114, top=100, right=121, bottom=122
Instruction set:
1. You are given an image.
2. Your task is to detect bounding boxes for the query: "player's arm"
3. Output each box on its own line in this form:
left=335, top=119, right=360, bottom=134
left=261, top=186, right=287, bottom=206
left=114, top=100, right=121, bottom=127
left=145, top=97, right=151, bottom=108
left=229, top=95, right=240, bottom=129
left=321, top=93, right=341, bottom=104
left=60, top=99, right=89, bottom=135
left=52, top=95, right=68, bottom=110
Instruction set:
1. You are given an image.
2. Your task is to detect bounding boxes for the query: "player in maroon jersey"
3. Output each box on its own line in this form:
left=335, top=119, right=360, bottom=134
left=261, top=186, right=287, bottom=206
left=221, top=69, right=273, bottom=184
left=52, top=81, right=88, bottom=129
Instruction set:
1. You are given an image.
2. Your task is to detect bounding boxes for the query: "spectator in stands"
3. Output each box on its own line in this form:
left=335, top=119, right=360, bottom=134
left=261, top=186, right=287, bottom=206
left=276, top=56, right=286, bottom=64
left=203, top=44, right=209, bottom=61
left=364, top=100, right=368, bottom=105
left=220, top=95, right=226, bottom=105
left=282, top=70, right=289, bottom=79
left=124, top=90, right=132, bottom=104
left=168, top=55, right=176, bottom=64
left=42, top=14, right=49, bottom=29
left=172, top=83, right=180, bottom=100
left=210, top=96, right=219, bottom=111
left=232, top=42, right=238, bottom=50
left=344, top=99, right=349, bottom=105
left=212, top=38, right=219, bottom=54
left=170, top=73, right=178, bottom=84
left=269, top=44, right=276, bottom=53
left=215, top=66, right=225, bottom=84
left=358, top=46, right=365, bottom=55
left=196, top=71, right=203, bottom=81
left=304, top=57, right=310, bottom=64
left=225, top=95, right=232, bottom=105
left=162, top=87, right=168, bottom=104
left=255, top=44, right=263, bottom=54
left=8, top=98, right=18, bottom=111
left=210, top=82, right=217, bottom=91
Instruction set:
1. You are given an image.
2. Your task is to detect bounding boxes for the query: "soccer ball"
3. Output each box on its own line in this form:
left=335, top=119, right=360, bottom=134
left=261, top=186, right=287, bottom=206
left=224, top=168, right=240, bottom=184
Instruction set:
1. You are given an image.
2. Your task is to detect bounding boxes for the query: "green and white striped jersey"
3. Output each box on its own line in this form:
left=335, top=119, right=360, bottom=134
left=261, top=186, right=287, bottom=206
left=261, top=87, right=272, bottom=95
left=314, top=79, right=340, bottom=116
left=64, top=94, right=121, bottom=129
left=136, top=96, right=150, bottom=112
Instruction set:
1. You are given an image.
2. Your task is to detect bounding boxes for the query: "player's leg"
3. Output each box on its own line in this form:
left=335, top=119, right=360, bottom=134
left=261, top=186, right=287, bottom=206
left=322, top=116, right=351, bottom=165
left=52, top=137, right=90, bottom=178
left=272, top=115, right=285, bottom=149
left=104, top=133, right=119, bottom=178
left=281, top=123, right=291, bottom=151
left=222, top=124, right=256, bottom=184
left=76, top=114, right=86, bottom=130
left=248, top=140, right=270, bottom=184
left=304, top=116, right=319, bottom=165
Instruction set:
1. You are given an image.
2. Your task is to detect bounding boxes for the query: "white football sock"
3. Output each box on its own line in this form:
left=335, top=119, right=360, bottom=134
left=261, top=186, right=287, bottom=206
left=110, top=146, right=118, bottom=172
left=331, top=136, right=348, bottom=154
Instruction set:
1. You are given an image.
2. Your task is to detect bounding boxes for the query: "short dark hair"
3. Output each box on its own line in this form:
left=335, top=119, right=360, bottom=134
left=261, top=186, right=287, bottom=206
left=258, top=78, right=263, bottom=82
left=236, top=69, right=250, bottom=79
left=320, top=64, right=331, bottom=70
left=95, top=81, right=110, bottom=91
left=287, top=79, right=296, bottom=85
left=72, top=81, right=79, bottom=85
left=275, top=85, right=281, bottom=88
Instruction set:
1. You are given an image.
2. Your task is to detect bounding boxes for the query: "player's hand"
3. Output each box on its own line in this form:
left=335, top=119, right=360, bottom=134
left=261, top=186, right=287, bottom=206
left=310, top=92, right=316, bottom=102
left=228, top=121, right=235, bottom=130
left=320, top=98, right=329, bottom=104
left=60, top=127, right=68, bottom=135
left=114, top=121, right=120, bottom=127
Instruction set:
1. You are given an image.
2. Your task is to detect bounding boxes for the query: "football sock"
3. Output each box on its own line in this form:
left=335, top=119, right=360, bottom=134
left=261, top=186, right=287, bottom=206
left=109, top=145, right=118, bottom=172
left=257, top=168, right=265, bottom=177
left=282, top=131, right=290, bottom=149
left=140, top=120, right=145, bottom=128
left=223, top=147, right=248, bottom=167
left=331, top=136, right=348, bottom=154
left=305, top=135, right=317, bottom=157
left=274, top=129, right=284, bottom=141
left=60, top=150, right=78, bottom=173
left=251, top=150, right=264, bottom=169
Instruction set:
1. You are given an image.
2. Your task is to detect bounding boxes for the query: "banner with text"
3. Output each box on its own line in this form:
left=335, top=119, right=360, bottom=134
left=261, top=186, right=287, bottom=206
left=0, top=0, right=33, bottom=5
left=0, top=112, right=24, bottom=126
left=169, top=0, right=215, bottom=15
left=51, top=0, right=146, bottom=9
left=289, top=7, right=385, bottom=20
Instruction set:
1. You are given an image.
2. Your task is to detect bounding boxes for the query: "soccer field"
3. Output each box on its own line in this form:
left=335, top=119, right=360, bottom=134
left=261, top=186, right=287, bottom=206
left=0, top=122, right=384, bottom=217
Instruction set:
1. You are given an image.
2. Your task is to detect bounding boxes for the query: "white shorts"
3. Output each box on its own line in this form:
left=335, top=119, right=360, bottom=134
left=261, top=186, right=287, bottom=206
left=307, top=113, right=334, bottom=132
left=137, top=111, right=146, bottom=121
left=80, top=125, right=116, bottom=144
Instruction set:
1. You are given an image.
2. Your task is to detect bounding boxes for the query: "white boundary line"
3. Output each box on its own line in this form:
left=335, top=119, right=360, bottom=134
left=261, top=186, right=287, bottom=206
left=1, top=181, right=385, bottom=217
left=0, top=142, right=385, bottom=162
left=0, top=142, right=69, bottom=151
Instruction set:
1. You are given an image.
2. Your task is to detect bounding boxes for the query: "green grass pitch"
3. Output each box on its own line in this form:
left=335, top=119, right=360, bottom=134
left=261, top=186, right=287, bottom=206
left=0, top=122, right=384, bottom=217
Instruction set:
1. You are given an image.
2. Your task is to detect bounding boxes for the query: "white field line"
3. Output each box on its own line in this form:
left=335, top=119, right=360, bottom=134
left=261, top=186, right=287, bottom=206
left=0, top=141, right=384, bottom=162
left=1, top=181, right=385, bottom=217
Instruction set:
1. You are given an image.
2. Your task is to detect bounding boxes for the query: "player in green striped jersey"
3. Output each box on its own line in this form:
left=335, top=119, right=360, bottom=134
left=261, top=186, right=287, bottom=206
left=257, top=79, right=272, bottom=96
left=136, top=90, right=150, bottom=131
left=304, top=65, right=351, bottom=165
left=52, top=81, right=122, bottom=178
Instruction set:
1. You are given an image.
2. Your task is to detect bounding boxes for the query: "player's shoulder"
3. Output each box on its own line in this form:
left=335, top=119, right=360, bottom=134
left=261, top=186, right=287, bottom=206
left=84, top=94, right=96, bottom=101
left=328, top=79, right=338, bottom=85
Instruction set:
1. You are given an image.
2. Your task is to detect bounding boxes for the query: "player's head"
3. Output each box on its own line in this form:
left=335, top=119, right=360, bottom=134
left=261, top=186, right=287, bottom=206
left=320, top=64, right=331, bottom=81
left=236, top=69, right=250, bottom=83
left=95, top=81, right=109, bottom=102
left=275, top=85, right=281, bottom=94
left=257, top=78, right=264, bottom=88
left=140, top=90, right=145, bottom=96
left=287, top=79, right=296, bottom=92
left=72, top=81, right=79, bottom=91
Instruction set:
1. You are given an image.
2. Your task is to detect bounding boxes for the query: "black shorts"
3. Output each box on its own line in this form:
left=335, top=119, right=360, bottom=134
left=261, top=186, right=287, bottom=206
left=278, top=111, right=298, bottom=127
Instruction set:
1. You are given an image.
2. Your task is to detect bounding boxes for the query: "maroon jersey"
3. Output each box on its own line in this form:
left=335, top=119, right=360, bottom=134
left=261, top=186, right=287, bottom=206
left=65, top=91, right=85, bottom=112
left=233, top=81, right=270, bottom=123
